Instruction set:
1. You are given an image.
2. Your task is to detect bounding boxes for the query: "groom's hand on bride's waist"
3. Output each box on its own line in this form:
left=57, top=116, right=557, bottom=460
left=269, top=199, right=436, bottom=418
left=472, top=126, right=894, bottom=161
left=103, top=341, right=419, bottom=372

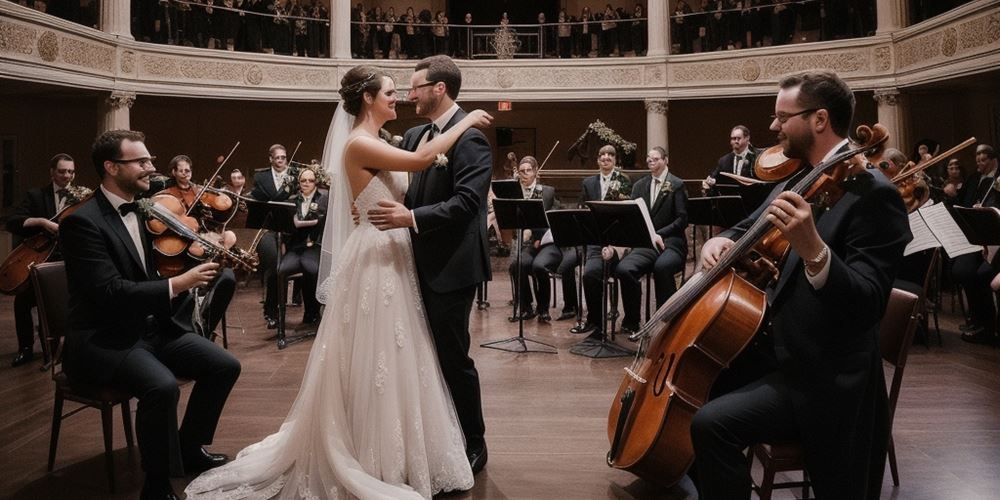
left=368, top=200, right=415, bottom=231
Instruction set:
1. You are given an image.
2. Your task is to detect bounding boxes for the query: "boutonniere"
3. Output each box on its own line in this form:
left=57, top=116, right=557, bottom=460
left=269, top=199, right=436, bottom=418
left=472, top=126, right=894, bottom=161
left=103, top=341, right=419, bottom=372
left=433, top=153, right=449, bottom=169
left=309, top=202, right=318, bottom=211
left=659, top=178, right=674, bottom=194
left=531, top=186, right=543, bottom=199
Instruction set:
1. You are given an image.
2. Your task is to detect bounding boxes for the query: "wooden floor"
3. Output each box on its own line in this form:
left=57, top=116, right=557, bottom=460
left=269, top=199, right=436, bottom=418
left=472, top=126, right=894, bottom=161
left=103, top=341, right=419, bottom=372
left=1, top=259, right=999, bottom=499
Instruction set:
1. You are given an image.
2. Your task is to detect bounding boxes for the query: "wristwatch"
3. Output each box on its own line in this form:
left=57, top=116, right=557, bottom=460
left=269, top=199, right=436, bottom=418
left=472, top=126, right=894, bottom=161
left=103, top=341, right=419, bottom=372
left=804, top=245, right=829, bottom=275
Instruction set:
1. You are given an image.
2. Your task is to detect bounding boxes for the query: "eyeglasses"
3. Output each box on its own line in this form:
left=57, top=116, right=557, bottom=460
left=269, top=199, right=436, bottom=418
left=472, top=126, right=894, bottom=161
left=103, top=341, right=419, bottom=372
left=272, top=155, right=287, bottom=160
left=770, top=108, right=819, bottom=124
left=112, top=156, right=156, bottom=167
left=403, top=81, right=439, bottom=98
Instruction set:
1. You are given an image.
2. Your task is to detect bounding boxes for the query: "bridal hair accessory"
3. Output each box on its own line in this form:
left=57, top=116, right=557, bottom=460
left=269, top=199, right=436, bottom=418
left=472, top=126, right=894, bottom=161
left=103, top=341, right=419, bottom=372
left=338, top=72, right=377, bottom=99
left=433, top=153, right=449, bottom=168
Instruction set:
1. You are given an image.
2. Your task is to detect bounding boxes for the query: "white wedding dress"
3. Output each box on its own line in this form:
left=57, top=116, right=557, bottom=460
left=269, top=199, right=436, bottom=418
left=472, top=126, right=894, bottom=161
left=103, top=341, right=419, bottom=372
left=185, top=170, right=474, bottom=499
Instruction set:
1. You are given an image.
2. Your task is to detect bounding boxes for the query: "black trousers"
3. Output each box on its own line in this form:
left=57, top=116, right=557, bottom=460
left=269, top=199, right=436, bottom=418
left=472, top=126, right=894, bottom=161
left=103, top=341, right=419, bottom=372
left=14, top=286, right=38, bottom=352
left=98, top=333, right=239, bottom=479
left=582, top=246, right=619, bottom=327
left=420, top=282, right=485, bottom=450
left=952, top=252, right=995, bottom=330
left=508, top=243, right=541, bottom=311
left=532, top=244, right=578, bottom=314
left=614, top=248, right=685, bottom=328
left=278, top=246, right=321, bottom=319
left=201, top=268, right=236, bottom=336
left=257, top=232, right=279, bottom=318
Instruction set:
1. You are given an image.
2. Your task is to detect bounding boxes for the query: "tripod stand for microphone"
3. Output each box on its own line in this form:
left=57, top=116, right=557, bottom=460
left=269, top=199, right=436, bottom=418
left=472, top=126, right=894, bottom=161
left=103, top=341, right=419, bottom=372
left=480, top=197, right=557, bottom=354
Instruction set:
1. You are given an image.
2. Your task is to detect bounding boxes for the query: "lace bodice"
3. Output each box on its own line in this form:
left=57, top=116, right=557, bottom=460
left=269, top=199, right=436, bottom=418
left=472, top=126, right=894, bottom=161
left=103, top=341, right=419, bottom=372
left=355, top=170, right=408, bottom=225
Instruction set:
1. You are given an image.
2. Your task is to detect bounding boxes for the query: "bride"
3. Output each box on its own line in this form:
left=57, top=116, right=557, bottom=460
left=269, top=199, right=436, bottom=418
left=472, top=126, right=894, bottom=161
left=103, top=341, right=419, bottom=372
left=184, top=66, right=493, bottom=499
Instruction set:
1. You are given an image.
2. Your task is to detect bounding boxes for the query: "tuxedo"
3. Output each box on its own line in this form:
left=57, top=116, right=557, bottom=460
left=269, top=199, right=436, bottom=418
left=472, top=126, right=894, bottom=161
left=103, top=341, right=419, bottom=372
left=278, top=190, right=327, bottom=320
left=707, top=147, right=760, bottom=192
left=507, top=184, right=557, bottom=313
left=60, top=189, right=240, bottom=481
left=250, top=167, right=295, bottom=318
left=692, top=150, right=912, bottom=499
left=6, top=184, right=62, bottom=357
left=950, top=169, right=1000, bottom=335
left=613, top=172, right=688, bottom=330
left=580, top=171, right=631, bottom=329
left=402, top=107, right=492, bottom=450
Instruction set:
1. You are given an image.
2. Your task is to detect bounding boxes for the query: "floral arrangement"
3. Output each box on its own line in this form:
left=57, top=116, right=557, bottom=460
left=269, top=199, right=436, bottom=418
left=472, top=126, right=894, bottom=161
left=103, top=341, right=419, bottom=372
left=62, top=184, right=93, bottom=205
left=579, top=120, right=637, bottom=156
left=604, top=168, right=632, bottom=201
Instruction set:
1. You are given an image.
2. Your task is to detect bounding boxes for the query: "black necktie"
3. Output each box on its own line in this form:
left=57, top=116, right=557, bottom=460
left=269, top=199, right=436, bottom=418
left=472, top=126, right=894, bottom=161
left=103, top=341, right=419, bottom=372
left=119, top=202, right=139, bottom=216
left=428, top=124, right=440, bottom=140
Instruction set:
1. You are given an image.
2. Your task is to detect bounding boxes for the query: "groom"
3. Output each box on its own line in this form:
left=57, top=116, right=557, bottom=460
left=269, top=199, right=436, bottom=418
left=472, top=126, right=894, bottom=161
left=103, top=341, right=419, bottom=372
left=370, top=55, right=492, bottom=474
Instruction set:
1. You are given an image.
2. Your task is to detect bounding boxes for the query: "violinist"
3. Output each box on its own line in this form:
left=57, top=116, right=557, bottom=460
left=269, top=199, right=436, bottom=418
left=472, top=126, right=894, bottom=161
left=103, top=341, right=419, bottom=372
left=278, top=167, right=326, bottom=325
left=225, top=168, right=246, bottom=196
left=506, top=156, right=558, bottom=322
left=4, top=153, right=76, bottom=367
left=701, top=125, right=760, bottom=194
left=250, top=144, right=296, bottom=329
left=692, top=70, right=911, bottom=499
left=941, top=158, right=965, bottom=203
left=59, top=130, right=240, bottom=500
left=158, top=154, right=237, bottom=340
left=951, top=144, right=1000, bottom=344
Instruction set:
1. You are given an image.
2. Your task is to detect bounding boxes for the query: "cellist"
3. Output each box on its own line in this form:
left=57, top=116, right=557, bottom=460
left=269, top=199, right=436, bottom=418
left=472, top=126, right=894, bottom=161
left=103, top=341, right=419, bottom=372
left=691, top=70, right=911, bottom=499
left=4, top=153, right=77, bottom=367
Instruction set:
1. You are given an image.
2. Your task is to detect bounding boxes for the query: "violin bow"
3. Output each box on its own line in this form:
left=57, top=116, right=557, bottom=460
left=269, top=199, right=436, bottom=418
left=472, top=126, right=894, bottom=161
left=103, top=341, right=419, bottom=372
left=186, top=141, right=240, bottom=217
left=891, top=137, right=976, bottom=184
left=536, top=140, right=560, bottom=172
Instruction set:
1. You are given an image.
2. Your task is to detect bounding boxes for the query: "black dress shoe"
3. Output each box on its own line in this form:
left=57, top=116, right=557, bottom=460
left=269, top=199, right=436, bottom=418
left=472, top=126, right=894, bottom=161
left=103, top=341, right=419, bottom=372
left=467, top=444, right=488, bottom=474
left=302, top=315, right=320, bottom=325
left=265, top=316, right=278, bottom=329
left=183, top=446, right=229, bottom=474
left=959, top=323, right=981, bottom=332
left=556, top=309, right=578, bottom=321
left=508, top=309, right=537, bottom=322
left=570, top=322, right=597, bottom=334
left=960, top=329, right=996, bottom=345
left=10, top=349, right=33, bottom=368
left=538, top=311, right=551, bottom=322
left=140, top=478, right=179, bottom=500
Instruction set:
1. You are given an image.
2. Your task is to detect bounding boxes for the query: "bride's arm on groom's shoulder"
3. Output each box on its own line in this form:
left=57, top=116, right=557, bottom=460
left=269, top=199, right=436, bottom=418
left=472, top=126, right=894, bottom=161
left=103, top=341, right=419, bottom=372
left=345, top=111, right=493, bottom=173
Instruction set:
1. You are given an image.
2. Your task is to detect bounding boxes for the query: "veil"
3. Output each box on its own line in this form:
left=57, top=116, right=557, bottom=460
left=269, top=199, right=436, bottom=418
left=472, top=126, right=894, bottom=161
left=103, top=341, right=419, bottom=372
left=316, top=104, right=355, bottom=304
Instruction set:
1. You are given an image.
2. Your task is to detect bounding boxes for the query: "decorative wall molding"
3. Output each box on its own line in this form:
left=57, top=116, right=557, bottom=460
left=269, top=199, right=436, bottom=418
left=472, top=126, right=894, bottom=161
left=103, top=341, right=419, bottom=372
left=1, top=1, right=998, bottom=102
left=107, top=90, right=136, bottom=109
left=644, top=100, right=668, bottom=115
left=873, top=88, right=901, bottom=106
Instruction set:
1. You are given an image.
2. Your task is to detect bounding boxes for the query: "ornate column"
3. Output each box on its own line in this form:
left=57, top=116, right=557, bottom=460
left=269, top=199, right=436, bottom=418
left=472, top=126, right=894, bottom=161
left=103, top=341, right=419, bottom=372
left=331, top=0, right=351, bottom=59
left=100, top=0, right=133, bottom=40
left=873, top=88, right=907, bottom=151
left=876, top=0, right=906, bottom=35
left=645, top=100, right=669, bottom=153
left=102, top=91, right=136, bottom=132
left=647, top=0, right=668, bottom=56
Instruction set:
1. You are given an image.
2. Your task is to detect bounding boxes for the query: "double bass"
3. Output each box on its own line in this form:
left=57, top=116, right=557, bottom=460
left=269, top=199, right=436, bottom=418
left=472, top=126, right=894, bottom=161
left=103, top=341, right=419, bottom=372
left=606, top=125, right=888, bottom=486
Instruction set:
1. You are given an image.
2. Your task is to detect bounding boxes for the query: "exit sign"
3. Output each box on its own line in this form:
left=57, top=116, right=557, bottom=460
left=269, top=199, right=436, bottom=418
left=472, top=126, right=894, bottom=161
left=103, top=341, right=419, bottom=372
left=498, top=101, right=512, bottom=111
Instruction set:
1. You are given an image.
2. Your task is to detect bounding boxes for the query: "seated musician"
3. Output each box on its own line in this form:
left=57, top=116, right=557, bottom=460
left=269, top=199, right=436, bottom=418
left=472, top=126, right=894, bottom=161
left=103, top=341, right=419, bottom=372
left=224, top=168, right=246, bottom=196
left=60, top=130, right=240, bottom=500
left=941, top=158, right=965, bottom=204
left=506, top=156, right=557, bottom=321
left=574, top=144, right=631, bottom=342
left=250, top=144, right=296, bottom=329
left=612, top=146, right=687, bottom=336
left=4, top=153, right=78, bottom=367
left=878, top=148, right=934, bottom=297
left=951, top=144, right=1000, bottom=344
left=691, top=70, right=911, bottom=499
left=278, top=167, right=326, bottom=325
left=701, top=125, right=760, bottom=194
left=158, top=154, right=236, bottom=339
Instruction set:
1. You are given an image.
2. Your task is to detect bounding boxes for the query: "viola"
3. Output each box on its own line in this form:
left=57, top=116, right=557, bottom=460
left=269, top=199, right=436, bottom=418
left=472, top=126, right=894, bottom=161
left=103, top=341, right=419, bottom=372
left=0, top=187, right=94, bottom=295
left=753, top=144, right=801, bottom=182
left=606, top=124, right=888, bottom=487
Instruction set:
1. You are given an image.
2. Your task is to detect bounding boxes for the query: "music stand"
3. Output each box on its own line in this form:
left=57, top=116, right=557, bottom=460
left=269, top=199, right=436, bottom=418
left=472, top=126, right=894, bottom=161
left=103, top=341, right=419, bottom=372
left=950, top=206, right=1000, bottom=245
left=686, top=195, right=747, bottom=265
left=547, top=209, right=598, bottom=335
left=245, top=200, right=306, bottom=350
left=481, top=198, right=557, bottom=354
left=491, top=179, right=522, bottom=200
left=570, top=201, right=655, bottom=359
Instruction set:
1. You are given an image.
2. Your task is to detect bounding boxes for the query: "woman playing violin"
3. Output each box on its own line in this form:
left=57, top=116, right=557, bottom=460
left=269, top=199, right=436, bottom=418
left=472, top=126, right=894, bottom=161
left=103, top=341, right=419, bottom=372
left=278, top=167, right=327, bottom=325
left=691, top=71, right=911, bottom=499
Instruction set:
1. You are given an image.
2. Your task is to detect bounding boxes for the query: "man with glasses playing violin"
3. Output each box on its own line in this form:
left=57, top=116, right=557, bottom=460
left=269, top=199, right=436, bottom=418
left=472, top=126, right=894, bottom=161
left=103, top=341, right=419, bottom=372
left=60, top=130, right=241, bottom=500
left=5, top=153, right=77, bottom=367
left=250, top=144, right=296, bottom=329
left=691, top=71, right=911, bottom=499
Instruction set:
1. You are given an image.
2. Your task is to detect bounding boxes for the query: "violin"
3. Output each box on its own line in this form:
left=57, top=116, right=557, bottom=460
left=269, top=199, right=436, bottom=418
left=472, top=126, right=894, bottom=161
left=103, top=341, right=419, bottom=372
left=753, top=144, right=801, bottom=181
left=0, top=186, right=94, bottom=295
left=140, top=194, right=255, bottom=278
left=606, top=124, right=888, bottom=487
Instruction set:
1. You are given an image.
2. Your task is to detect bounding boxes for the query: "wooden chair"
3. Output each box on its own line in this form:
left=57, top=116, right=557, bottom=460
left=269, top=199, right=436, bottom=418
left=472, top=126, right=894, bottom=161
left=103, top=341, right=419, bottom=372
left=32, top=261, right=135, bottom=493
left=748, top=288, right=921, bottom=498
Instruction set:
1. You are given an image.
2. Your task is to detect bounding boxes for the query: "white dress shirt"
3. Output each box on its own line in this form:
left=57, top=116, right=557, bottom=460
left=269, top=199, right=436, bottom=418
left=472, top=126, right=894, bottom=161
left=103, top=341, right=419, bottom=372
left=650, top=169, right=669, bottom=207
left=804, top=138, right=849, bottom=290
left=411, top=103, right=462, bottom=233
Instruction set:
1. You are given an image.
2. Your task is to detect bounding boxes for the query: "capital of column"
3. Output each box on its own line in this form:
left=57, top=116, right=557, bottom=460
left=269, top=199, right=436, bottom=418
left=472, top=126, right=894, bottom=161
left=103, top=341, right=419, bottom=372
left=873, top=88, right=901, bottom=107
left=107, top=90, right=137, bottom=109
left=645, top=100, right=669, bottom=116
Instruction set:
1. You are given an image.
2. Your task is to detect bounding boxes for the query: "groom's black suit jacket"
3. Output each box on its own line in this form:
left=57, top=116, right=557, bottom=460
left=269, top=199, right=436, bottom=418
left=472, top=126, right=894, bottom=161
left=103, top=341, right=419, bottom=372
left=60, top=190, right=193, bottom=383
left=402, top=108, right=493, bottom=293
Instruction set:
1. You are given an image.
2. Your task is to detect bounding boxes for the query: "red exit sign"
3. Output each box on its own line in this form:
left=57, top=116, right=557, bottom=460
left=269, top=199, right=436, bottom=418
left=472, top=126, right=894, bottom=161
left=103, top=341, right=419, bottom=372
left=498, top=101, right=512, bottom=111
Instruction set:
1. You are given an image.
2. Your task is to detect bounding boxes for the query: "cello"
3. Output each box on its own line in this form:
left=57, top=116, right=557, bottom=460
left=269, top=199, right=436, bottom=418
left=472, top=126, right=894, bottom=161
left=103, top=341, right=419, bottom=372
left=606, top=124, right=888, bottom=486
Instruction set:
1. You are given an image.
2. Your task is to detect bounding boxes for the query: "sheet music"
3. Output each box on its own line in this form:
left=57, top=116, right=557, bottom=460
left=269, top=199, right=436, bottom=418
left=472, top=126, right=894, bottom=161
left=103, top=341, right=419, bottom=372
left=905, top=202, right=981, bottom=258
left=634, top=199, right=658, bottom=250
left=540, top=229, right=553, bottom=246
left=903, top=210, right=939, bottom=256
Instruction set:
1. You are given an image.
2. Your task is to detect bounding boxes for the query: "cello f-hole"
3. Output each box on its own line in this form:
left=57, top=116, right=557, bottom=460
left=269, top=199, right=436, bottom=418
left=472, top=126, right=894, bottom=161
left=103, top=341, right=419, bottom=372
left=653, top=353, right=675, bottom=397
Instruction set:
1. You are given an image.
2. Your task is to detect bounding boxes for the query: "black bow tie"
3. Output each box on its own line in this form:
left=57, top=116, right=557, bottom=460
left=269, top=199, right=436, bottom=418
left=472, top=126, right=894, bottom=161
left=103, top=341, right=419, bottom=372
left=118, top=202, right=139, bottom=216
